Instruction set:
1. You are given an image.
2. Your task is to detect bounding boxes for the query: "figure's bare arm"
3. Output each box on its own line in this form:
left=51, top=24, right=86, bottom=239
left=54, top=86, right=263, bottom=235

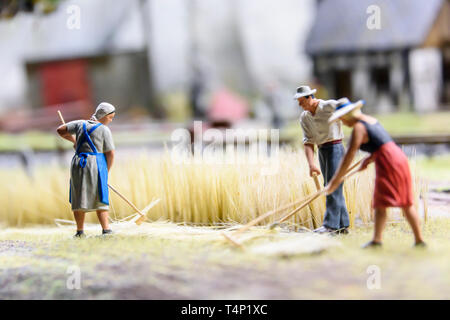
left=326, top=123, right=366, bottom=193
left=104, top=150, right=115, bottom=172
left=304, top=143, right=320, bottom=177
left=56, top=124, right=76, bottom=145
left=360, top=153, right=375, bottom=171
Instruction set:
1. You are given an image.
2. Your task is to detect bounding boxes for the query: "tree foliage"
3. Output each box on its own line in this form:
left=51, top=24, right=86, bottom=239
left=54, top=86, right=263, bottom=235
left=0, top=0, right=64, bottom=18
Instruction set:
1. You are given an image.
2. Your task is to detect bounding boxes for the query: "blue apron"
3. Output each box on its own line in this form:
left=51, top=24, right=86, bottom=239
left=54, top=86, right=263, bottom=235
left=69, top=121, right=109, bottom=205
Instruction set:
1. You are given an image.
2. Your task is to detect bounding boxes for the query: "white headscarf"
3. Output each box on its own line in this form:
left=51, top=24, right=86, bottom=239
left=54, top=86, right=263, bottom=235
left=91, top=102, right=116, bottom=121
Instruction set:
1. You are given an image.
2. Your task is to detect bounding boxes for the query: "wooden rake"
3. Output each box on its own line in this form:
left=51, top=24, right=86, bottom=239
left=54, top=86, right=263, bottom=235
left=269, top=159, right=362, bottom=230
left=57, top=110, right=156, bottom=225
left=222, top=159, right=363, bottom=247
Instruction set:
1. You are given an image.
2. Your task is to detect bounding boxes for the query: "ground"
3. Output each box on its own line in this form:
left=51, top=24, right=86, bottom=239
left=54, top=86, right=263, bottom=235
left=2, top=112, right=450, bottom=152
left=1, top=111, right=449, bottom=299
left=1, top=215, right=450, bottom=300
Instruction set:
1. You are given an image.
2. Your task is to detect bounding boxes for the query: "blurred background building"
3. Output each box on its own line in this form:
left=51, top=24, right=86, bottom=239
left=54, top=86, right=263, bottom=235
left=306, top=0, right=450, bottom=113
left=0, top=0, right=315, bottom=129
left=0, top=0, right=449, bottom=164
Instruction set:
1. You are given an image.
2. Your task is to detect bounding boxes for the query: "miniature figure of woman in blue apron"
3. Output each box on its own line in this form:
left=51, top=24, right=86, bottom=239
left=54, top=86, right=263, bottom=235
left=57, top=102, right=116, bottom=237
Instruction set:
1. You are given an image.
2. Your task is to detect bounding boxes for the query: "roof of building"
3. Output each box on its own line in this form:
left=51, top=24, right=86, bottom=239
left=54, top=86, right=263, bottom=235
left=305, top=0, right=445, bottom=55
left=0, top=0, right=145, bottom=63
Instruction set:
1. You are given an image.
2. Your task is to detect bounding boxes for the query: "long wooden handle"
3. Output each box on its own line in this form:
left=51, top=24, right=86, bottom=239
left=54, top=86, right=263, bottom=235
left=232, top=193, right=319, bottom=237
left=346, top=158, right=363, bottom=175
left=224, top=168, right=359, bottom=247
left=232, top=159, right=363, bottom=236
left=278, top=190, right=325, bottom=224
left=313, top=173, right=321, bottom=191
left=58, top=110, right=65, bottom=124
left=233, top=207, right=284, bottom=236
left=233, top=191, right=315, bottom=235
left=276, top=168, right=361, bottom=224
left=260, top=159, right=363, bottom=221
left=107, top=184, right=145, bottom=217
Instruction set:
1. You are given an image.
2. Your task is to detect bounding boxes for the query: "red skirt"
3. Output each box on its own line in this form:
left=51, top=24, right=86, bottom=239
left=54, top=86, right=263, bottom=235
left=372, top=141, right=414, bottom=209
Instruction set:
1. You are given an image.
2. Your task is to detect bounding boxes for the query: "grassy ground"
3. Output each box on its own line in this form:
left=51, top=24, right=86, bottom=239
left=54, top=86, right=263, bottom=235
left=374, top=112, right=450, bottom=135
left=0, top=130, right=169, bottom=152
left=281, top=111, right=450, bottom=141
left=1, top=112, right=449, bottom=152
left=415, top=155, right=450, bottom=185
left=1, top=112, right=448, bottom=299
left=1, top=218, right=449, bottom=299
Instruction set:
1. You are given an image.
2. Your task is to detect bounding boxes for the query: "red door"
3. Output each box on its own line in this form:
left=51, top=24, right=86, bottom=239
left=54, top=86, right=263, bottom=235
left=39, top=59, right=92, bottom=107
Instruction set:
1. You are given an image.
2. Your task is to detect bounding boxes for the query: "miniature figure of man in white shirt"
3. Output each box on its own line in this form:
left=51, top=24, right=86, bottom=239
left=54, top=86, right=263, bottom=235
left=294, top=85, right=349, bottom=234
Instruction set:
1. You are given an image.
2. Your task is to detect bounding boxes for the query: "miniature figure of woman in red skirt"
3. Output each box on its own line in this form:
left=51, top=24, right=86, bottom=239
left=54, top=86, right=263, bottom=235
left=326, top=98, right=426, bottom=248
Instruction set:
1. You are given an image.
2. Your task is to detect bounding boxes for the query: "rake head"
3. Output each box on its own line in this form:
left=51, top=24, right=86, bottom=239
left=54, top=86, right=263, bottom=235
left=268, top=222, right=280, bottom=230
left=133, top=198, right=161, bottom=226
left=221, top=232, right=243, bottom=248
left=135, top=215, right=147, bottom=225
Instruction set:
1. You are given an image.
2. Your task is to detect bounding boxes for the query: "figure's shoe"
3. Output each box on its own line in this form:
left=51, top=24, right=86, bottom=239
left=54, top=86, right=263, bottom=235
left=102, top=229, right=113, bottom=236
left=336, top=227, right=349, bottom=235
left=74, top=230, right=85, bottom=238
left=361, top=241, right=382, bottom=249
left=414, top=241, right=427, bottom=248
left=313, top=226, right=336, bottom=234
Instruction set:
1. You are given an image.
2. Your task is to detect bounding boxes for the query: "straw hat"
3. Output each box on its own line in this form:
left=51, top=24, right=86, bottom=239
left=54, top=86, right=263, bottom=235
left=328, top=98, right=365, bottom=123
left=293, top=85, right=317, bottom=99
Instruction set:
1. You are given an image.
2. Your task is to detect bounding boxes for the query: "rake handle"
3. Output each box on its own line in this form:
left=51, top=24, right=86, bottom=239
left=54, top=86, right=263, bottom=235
left=234, top=206, right=282, bottom=236
left=107, top=184, right=145, bottom=218
left=346, top=158, right=363, bottom=175
left=276, top=168, right=361, bottom=224
left=235, top=195, right=313, bottom=234
left=57, top=110, right=65, bottom=124
left=233, top=159, right=363, bottom=236
left=259, top=159, right=362, bottom=221
left=278, top=190, right=325, bottom=224
left=313, top=173, right=321, bottom=191
left=223, top=159, right=364, bottom=246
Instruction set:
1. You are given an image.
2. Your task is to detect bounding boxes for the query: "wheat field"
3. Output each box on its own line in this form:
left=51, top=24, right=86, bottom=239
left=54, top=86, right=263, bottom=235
left=0, top=148, right=425, bottom=228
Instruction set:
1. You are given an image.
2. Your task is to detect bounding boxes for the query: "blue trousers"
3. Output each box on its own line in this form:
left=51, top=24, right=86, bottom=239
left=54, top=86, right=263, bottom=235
left=318, top=143, right=349, bottom=229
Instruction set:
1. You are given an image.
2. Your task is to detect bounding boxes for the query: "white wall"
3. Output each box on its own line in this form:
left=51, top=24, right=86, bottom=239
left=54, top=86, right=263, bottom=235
left=148, top=0, right=316, bottom=93
left=237, top=0, right=316, bottom=88
left=0, top=0, right=316, bottom=112
left=409, top=48, right=443, bottom=112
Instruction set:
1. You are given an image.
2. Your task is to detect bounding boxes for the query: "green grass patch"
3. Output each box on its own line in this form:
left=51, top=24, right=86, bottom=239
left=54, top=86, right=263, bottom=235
left=282, top=111, right=450, bottom=142
left=0, top=131, right=60, bottom=152
left=374, top=112, right=450, bottom=135
left=414, top=155, right=450, bottom=183
left=0, top=131, right=170, bottom=152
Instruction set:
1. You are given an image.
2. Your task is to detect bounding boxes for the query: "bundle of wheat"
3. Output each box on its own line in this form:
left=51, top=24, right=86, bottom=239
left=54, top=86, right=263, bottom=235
left=0, top=149, right=420, bottom=228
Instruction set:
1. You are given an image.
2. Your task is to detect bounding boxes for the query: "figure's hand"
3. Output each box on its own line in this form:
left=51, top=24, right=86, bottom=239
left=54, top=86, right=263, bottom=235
left=359, top=156, right=373, bottom=171
left=309, top=165, right=321, bottom=177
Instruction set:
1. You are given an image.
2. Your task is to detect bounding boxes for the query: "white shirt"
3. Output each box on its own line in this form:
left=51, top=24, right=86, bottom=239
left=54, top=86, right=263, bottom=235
left=300, top=99, right=344, bottom=146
